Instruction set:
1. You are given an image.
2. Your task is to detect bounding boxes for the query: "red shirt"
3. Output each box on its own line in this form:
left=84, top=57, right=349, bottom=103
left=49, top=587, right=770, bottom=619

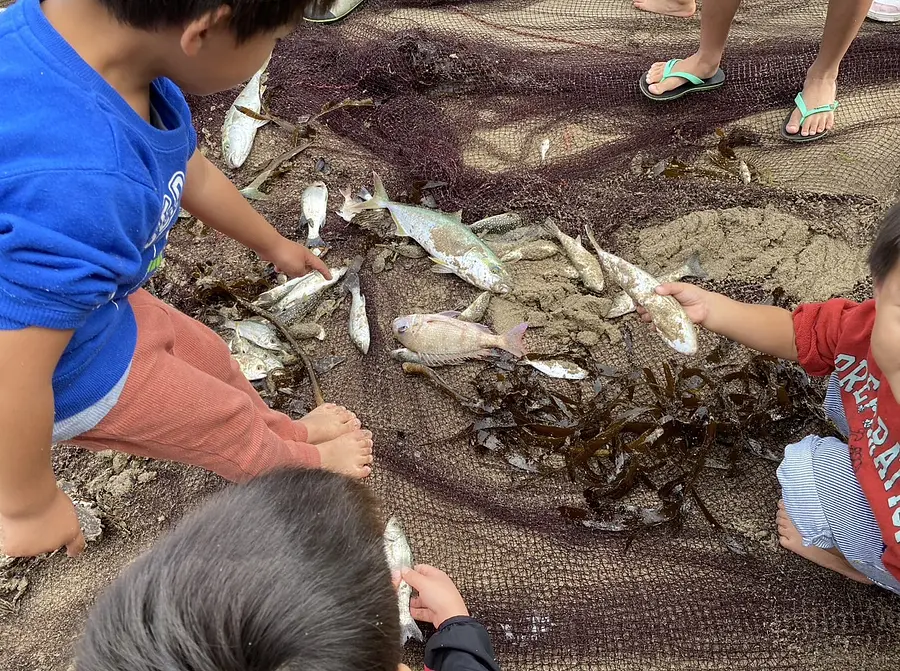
left=794, top=298, right=900, bottom=582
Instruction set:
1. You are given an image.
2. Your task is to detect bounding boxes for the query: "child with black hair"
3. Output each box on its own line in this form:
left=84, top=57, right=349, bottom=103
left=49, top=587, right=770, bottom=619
left=76, top=468, right=501, bottom=671
left=0, top=0, right=375, bottom=561
left=638, top=203, right=900, bottom=594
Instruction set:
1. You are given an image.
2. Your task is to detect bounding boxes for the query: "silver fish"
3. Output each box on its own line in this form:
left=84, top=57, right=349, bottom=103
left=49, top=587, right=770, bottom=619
left=489, top=240, right=559, bottom=263
left=585, top=227, right=698, bottom=356
left=343, top=256, right=370, bottom=355
left=468, top=212, right=523, bottom=235
left=392, top=312, right=527, bottom=366
left=221, top=54, right=271, bottom=169
left=223, top=319, right=282, bottom=351
left=230, top=335, right=284, bottom=380
left=383, top=517, right=425, bottom=646
left=301, top=181, right=329, bottom=254
left=606, top=253, right=708, bottom=319
left=524, top=359, right=589, bottom=380
left=459, top=291, right=492, bottom=323
left=544, top=219, right=605, bottom=293
left=345, top=173, right=512, bottom=294
left=256, top=268, right=346, bottom=312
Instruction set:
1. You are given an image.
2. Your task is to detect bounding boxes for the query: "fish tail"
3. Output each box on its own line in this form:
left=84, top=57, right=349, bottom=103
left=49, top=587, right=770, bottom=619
left=306, top=234, right=325, bottom=249
left=344, top=172, right=390, bottom=217
left=401, top=617, right=425, bottom=644
left=500, top=322, right=528, bottom=358
left=584, top=225, right=606, bottom=261
left=542, top=217, right=562, bottom=238
left=239, top=187, right=270, bottom=202
left=683, top=252, right=708, bottom=280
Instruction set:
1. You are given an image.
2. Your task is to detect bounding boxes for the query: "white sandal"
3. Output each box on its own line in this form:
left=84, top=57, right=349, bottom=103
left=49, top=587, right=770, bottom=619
left=868, top=0, right=900, bottom=23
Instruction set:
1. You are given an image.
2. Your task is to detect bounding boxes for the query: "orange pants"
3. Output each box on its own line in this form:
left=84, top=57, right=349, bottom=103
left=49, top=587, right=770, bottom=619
left=72, top=290, right=320, bottom=482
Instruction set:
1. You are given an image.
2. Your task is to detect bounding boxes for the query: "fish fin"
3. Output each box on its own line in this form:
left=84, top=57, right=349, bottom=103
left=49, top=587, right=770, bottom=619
left=393, top=214, right=409, bottom=238
left=683, top=252, right=708, bottom=280
left=438, top=310, right=462, bottom=318
left=542, top=217, right=562, bottom=237
left=401, top=619, right=426, bottom=645
left=240, top=187, right=270, bottom=202
left=574, top=234, right=582, bottom=246
left=500, top=323, right=528, bottom=358
left=306, top=235, right=325, bottom=249
left=451, top=210, right=463, bottom=224
left=342, top=173, right=390, bottom=218
left=584, top=225, right=606, bottom=259
left=419, top=351, right=469, bottom=366
left=371, top=172, right=390, bottom=203
left=429, top=259, right=456, bottom=274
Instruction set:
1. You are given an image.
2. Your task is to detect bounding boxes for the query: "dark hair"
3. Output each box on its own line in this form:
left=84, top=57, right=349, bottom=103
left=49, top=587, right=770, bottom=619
left=97, top=0, right=333, bottom=42
left=76, top=468, right=401, bottom=671
left=869, top=202, right=900, bottom=284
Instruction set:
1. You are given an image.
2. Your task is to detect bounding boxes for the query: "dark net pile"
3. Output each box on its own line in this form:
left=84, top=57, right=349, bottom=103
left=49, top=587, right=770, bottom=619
left=185, top=1, right=900, bottom=670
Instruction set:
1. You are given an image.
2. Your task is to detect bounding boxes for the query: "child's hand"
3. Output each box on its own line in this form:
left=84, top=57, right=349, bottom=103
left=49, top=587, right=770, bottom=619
left=637, top=282, right=710, bottom=326
left=261, top=237, right=332, bottom=280
left=0, top=488, right=85, bottom=558
left=403, top=564, right=469, bottom=628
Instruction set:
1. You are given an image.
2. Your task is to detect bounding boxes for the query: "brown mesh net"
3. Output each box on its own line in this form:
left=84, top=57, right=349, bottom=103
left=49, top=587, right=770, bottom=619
left=4, top=0, right=900, bottom=669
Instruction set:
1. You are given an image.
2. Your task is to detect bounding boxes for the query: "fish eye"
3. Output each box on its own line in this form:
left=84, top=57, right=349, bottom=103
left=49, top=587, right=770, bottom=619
left=396, top=324, right=408, bottom=334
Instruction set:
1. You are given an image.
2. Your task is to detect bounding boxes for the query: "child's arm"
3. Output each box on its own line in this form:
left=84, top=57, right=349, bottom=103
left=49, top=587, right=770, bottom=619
left=638, top=282, right=798, bottom=361
left=180, top=150, right=332, bottom=280
left=0, top=327, right=85, bottom=558
left=403, top=565, right=501, bottom=671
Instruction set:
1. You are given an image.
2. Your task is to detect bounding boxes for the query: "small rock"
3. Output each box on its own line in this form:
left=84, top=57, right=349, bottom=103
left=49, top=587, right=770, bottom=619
left=111, top=452, right=130, bottom=475
left=137, top=471, right=158, bottom=485
left=576, top=331, right=600, bottom=347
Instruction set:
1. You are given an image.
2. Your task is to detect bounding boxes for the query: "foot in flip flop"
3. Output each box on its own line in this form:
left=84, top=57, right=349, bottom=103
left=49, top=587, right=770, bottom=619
left=641, top=54, right=725, bottom=101
left=297, top=402, right=361, bottom=444
left=782, top=76, right=838, bottom=142
left=632, top=0, right=696, bottom=18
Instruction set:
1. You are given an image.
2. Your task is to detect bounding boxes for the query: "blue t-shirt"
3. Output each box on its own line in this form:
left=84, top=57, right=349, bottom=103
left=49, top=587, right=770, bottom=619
left=0, top=0, right=197, bottom=439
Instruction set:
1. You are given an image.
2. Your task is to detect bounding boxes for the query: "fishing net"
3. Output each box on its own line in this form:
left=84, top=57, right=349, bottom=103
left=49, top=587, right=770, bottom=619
left=4, top=0, right=900, bottom=669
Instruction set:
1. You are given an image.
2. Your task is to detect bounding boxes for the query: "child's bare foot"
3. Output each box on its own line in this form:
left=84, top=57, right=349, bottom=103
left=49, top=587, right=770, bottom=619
left=317, top=429, right=374, bottom=479
left=633, top=0, right=696, bottom=18
left=776, top=500, right=873, bottom=585
left=645, top=53, right=721, bottom=96
left=784, top=74, right=837, bottom=138
left=297, top=403, right=360, bottom=444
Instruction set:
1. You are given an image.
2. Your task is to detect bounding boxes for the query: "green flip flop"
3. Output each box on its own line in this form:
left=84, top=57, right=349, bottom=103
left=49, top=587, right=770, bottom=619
left=639, top=59, right=726, bottom=102
left=781, top=92, right=839, bottom=143
left=303, top=0, right=366, bottom=23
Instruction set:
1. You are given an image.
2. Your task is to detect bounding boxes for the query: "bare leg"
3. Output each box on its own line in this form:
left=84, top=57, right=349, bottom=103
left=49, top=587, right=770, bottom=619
left=776, top=500, right=873, bottom=585
left=646, top=0, right=742, bottom=95
left=633, top=0, right=696, bottom=19
left=785, top=0, right=870, bottom=138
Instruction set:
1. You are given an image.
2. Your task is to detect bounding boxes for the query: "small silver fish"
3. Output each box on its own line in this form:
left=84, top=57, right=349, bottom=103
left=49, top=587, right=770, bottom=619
left=484, top=225, right=555, bottom=245
left=459, top=291, right=492, bottom=323
left=392, top=312, right=527, bottom=366
left=585, top=227, right=698, bottom=356
left=223, top=319, right=282, bottom=351
left=345, top=173, right=512, bottom=294
left=468, top=212, right=523, bottom=235
left=222, top=54, right=271, bottom=170
left=544, top=219, right=605, bottom=293
left=256, top=268, right=346, bottom=312
left=606, top=253, right=708, bottom=319
left=343, top=256, right=370, bottom=355
left=489, top=240, right=559, bottom=263
left=383, top=517, right=425, bottom=646
left=231, top=335, right=285, bottom=381
left=539, top=138, right=550, bottom=164
left=301, top=181, right=329, bottom=254
left=524, top=359, right=589, bottom=380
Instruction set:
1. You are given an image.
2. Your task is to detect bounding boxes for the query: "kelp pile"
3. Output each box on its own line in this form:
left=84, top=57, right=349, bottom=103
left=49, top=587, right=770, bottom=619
left=441, top=345, right=831, bottom=542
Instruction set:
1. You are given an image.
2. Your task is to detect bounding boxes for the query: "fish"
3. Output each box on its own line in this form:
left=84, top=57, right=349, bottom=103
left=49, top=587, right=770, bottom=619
left=343, top=173, right=512, bottom=294
left=459, top=291, right=492, bottom=323
left=738, top=160, right=751, bottom=185
left=239, top=144, right=308, bottom=201
left=343, top=256, right=370, bottom=355
left=468, top=212, right=523, bottom=236
left=391, top=312, right=527, bottom=366
left=301, top=181, right=329, bottom=254
left=484, top=225, right=554, bottom=244
left=540, top=138, right=550, bottom=164
left=312, top=355, right=346, bottom=375
left=230, top=334, right=285, bottom=381
left=584, top=227, right=698, bottom=356
left=383, top=517, right=425, bottom=646
left=255, top=268, right=346, bottom=312
left=543, top=219, right=605, bottom=293
left=221, top=54, right=271, bottom=169
left=606, top=253, right=708, bottom=319
left=524, top=359, right=589, bottom=380
left=288, top=322, right=327, bottom=341
left=487, top=240, right=559, bottom=263
left=223, top=319, right=282, bottom=351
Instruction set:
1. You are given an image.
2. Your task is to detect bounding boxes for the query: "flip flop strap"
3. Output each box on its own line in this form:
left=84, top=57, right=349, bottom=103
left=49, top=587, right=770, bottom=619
left=794, top=92, right=840, bottom=122
left=661, top=59, right=705, bottom=86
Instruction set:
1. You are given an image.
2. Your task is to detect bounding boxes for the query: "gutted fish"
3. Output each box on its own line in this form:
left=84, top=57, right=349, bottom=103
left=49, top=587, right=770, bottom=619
left=585, top=227, right=698, bottom=356
left=544, top=219, right=605, bottom=293
left=221, top=54, right=271, bottom=169
left=392, top=312, right=527, bottom=366
left=606, top=253, right=707, bottom=319
left=383, top=517, right=425, bottom=646
left=344, top=173, right=512, bottom=294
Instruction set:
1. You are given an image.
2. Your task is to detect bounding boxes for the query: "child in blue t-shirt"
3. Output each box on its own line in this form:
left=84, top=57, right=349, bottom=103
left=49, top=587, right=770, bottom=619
left=0, top=0, right=375, bottom=560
